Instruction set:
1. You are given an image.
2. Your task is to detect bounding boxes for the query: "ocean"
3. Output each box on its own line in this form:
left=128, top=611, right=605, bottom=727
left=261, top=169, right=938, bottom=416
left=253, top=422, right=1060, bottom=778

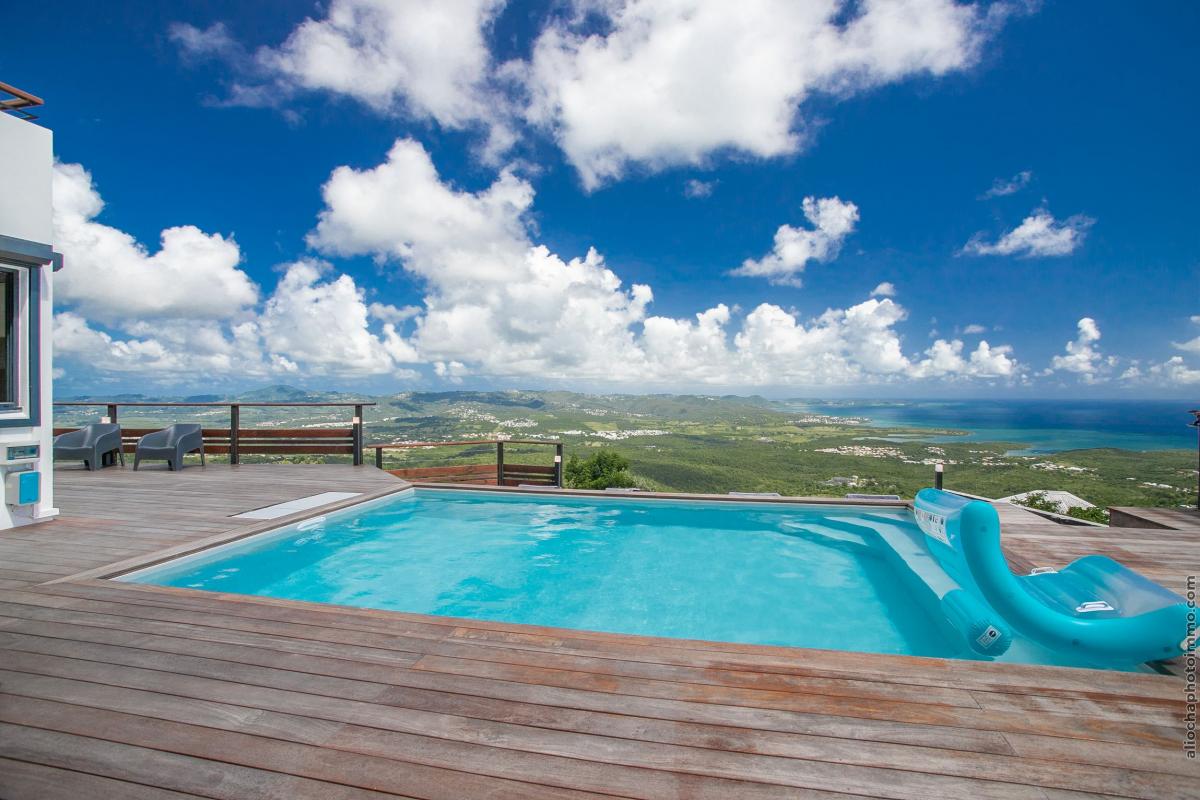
left=786, top=399, right=1197, bottom=454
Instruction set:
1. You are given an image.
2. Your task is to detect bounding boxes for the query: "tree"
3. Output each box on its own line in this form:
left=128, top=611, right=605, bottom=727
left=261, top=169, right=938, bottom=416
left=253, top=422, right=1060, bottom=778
left=1064, top=505, right=1110, bottom=524
left=563, top=449, right=636, bottom=490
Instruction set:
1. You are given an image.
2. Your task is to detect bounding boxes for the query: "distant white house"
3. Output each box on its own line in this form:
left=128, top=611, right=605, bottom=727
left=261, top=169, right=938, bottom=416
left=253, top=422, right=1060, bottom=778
left=0, top=83, right=59, bottom=529
left=822, top=475, right=861, bottom=488
left=999, top=490, right=1095, bottom=513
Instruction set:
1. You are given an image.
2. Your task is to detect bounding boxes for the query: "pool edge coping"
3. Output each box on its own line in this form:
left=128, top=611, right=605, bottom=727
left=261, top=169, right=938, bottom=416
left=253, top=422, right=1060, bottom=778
left=44, top=482, right=911, bottom=586
left=42, top=480, right=417, bottom=585
left=411, top=482, right=912, bottom=507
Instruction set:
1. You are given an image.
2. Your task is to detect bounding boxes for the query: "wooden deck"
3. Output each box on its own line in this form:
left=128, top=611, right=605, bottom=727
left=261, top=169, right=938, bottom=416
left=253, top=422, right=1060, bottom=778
left=0, top=465, right=1197, bottom=798
left=1109, top=506, right=1200, bottom=532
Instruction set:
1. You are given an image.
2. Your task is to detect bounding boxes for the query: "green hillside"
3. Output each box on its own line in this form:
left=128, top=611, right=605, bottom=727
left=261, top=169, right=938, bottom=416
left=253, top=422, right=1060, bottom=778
left=53, top=387, right=1196, bottom=509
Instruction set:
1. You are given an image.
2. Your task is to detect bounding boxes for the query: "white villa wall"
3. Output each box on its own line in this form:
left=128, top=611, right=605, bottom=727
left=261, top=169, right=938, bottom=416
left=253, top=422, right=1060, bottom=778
left=0, top=111, right=56, bottom=527
left=0, top=112, right=53, bottom=244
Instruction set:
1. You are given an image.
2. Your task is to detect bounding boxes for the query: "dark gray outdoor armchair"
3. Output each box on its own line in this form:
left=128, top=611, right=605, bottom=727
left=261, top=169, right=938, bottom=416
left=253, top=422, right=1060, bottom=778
left=134, top=424, right=205, bottom=471
left=53, top=423, right=124, bottom=470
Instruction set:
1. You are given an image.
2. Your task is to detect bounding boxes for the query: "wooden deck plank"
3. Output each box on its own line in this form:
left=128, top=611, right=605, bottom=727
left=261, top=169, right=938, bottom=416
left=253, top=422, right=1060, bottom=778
left=0, top=620, right=1180, bottom=780
left=0, top=673, right=1048, bottom=800
left=0, top=585, right=986, bottom=707
left=32, top=577, right=1185, bottom=702
left=1, top=654, right=1176, bottom=800
left=0, top=697, right=617, bottom=800
left=0, top=616, right=1023, bottom=755
left=1, top=629, right=1193, bottom=786
left=0, top=722, right=418, bottom=800
left=0, top=465, right=1194, bottom=798
left=0, top=756, right=204, bottom=800
left=1109, top=507, right=1200, bottom=530
left=0, top=583, right=1182, bottom=719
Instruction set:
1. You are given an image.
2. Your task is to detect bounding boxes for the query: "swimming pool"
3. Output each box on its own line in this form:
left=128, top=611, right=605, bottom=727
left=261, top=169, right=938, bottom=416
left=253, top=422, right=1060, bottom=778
left=118, top=488, right=1129, bottom=668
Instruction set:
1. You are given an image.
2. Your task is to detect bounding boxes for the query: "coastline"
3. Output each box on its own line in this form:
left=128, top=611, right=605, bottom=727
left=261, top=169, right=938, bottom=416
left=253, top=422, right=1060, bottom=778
left=784, top=398, right=1195, bottom=454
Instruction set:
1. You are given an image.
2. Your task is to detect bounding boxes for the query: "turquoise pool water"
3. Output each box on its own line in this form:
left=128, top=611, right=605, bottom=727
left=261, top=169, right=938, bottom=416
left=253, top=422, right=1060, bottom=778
left=125, top=489, right=963, bottom=656
left=120, top=488, right=1116, bottom=666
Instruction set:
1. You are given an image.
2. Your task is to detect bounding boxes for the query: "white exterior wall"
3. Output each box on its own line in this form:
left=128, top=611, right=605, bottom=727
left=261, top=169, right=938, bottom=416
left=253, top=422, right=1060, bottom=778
left=0, top=113, right=53, bottom=243
left=0, top=111, right=56, bottom=528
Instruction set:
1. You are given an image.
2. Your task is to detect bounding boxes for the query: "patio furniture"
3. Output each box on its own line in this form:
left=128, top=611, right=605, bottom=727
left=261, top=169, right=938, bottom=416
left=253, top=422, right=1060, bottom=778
left=134, top=424, right=205, bottom=471
left=913, top=488, right=1189, bottom=665
left=53, top=423, right=124, bottom=471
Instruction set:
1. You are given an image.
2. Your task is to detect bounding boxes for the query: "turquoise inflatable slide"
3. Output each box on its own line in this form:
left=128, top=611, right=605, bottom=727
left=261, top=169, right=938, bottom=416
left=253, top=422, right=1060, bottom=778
left=912, top=488, right=1192, bottom=667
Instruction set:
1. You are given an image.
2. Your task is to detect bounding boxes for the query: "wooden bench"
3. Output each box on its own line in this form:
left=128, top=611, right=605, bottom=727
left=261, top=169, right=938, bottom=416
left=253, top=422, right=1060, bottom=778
left=53, top=401, right=371, bottom=465
left=54, top=427, right=356, bottom=460
left=498, top=463, right=558, bottom=487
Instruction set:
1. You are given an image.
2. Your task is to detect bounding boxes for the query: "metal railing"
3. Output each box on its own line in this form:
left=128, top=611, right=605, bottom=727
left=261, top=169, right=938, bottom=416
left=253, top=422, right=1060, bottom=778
left=371, top=439, right=564, bottom=487
left=54, top=401, right=375, bottom=466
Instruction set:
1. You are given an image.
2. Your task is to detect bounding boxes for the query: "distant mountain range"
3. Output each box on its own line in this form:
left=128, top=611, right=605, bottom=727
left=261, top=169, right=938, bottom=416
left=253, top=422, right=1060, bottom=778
left=52, top=385, right=1193, bottom=508
left=59, top=384, right=780, bottom=415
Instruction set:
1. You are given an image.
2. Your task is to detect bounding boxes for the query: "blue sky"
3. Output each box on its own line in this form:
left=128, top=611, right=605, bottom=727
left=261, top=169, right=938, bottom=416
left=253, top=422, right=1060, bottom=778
left=5, top=0, right=1198, bottom=397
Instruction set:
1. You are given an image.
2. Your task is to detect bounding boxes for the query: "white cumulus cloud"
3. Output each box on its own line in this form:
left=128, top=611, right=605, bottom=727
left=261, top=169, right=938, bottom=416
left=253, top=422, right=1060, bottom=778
left=368, top=302, right=422, bottom=324
left=1148, top=357, right=1200, bottom=385
left=980, top=169, right=1032, bottom=198
left=309, top=138, right=655, bottom=380
left=52, top=164, right=421, bottom=381
left=732, top=197, right=859, bottom=286
left=53, top=162, right=260, bottom=324
left=961, top=209, right=1093, bottom=258
left=521, top=0, right=1011, bottom=188
left=914, top=338, right=1017, bottom=378
left=308, top=138, right=1021, bottom=386
left=172, top=0, right=513, bottom=155
left=1121, top=319, right=1200, bottom=386
left=258, top=259, right=420, bottom=373
left=1048, top=317, right=1109, bottom=382
left=54, top=142, right=1028, bottom=390
left=174, top=0, right=1026, bottom=183
left=1173, top=316, right=1200, bottom=354
left=1122, top=357, right=1200, bottom=386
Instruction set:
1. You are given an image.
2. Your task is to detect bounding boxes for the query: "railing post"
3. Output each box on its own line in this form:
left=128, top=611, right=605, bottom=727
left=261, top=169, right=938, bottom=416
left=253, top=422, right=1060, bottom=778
left=375, top=447, right=383, bottom=470
left=229, top=404, right=240, bottom=465
left=496, top=441, right=505, bottom=486
left=935, top=462, right=944, bottom=490
left=352, top=405, right=364, bottom=466
left=555, top=443, right=563, bottom=487
left=101, top=403, right=120, bottom=467
left=1190, top=410, right=1200, bottom=510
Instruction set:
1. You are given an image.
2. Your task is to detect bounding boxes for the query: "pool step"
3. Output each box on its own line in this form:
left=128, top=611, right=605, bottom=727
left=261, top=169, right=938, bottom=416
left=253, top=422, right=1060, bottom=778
left=849, top=516, right=963, bottom=597
left=779, top=519, right=874, bottom=549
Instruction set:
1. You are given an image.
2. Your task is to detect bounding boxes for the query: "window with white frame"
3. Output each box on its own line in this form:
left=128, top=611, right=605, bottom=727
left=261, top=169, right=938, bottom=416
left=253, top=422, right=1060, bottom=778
left=0, top=266, right=16, bottom=408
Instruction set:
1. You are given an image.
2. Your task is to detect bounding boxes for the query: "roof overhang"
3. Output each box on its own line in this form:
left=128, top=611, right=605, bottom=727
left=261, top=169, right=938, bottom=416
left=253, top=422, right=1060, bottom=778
left=0, top=233, right=62, bottom=270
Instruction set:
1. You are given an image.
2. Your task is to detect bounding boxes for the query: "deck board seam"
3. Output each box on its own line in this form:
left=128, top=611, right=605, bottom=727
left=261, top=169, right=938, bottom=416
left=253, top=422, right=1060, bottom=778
left=22, top=580, right=1185, bottom=701
left=2, top=623, right=1060, bottom=763
left=1, top=584, right=1183, bottom=712
left=1, top=675, right=1172, bottom=799
left=1, top=693, right=893, bottom=800
left=0, top=754, right=216, bottom=800
left=6, top=596, right=1172, bottom=742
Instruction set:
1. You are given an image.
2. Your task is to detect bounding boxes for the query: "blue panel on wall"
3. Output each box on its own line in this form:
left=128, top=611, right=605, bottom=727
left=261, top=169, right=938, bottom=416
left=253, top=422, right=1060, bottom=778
left=17, top=471, right=39, bottom=504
